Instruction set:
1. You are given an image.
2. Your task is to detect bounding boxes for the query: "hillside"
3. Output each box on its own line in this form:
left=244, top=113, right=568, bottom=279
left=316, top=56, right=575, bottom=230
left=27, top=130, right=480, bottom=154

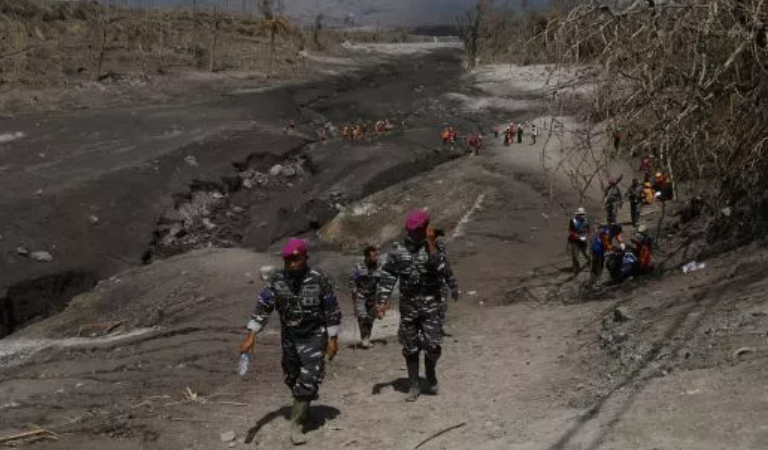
left=140, top=0, right=541, bottom=26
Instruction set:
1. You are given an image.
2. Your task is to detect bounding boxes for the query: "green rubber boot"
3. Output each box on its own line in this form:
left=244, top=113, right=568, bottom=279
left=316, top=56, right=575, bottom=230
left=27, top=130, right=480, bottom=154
left=290, top=399, right=310, bottom=445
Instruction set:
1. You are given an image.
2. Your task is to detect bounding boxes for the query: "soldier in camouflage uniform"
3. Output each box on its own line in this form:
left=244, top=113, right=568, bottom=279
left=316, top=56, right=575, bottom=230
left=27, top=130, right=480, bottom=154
left=377, top=210, right=455, bottom=402
left=349, top=245, right=382, bottom=349
left=239, top=238, right=342, bottom=446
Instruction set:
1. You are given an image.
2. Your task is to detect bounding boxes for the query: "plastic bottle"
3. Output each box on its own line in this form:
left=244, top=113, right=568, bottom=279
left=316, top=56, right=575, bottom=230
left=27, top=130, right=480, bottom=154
left=237, top=352, right=250, bottom=377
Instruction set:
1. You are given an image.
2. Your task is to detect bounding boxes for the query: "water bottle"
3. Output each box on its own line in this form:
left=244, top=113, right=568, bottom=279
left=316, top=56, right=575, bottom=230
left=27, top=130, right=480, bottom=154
left=237, top=352, right=250, bottom=377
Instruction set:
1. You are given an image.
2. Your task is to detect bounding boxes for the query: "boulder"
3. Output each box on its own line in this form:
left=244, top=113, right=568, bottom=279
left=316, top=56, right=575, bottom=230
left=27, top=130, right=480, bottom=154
left=30, top=251, right=53, bottom=262
left=269, top=164, right=284, bottom=176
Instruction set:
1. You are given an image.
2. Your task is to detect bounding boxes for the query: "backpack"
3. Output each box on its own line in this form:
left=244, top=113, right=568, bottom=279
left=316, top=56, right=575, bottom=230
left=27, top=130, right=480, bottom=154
left=591, top=236, right=604, bottom=257
left=621, top=251, right=638, bottom=277
left=637, top=236, right=653, bottom=268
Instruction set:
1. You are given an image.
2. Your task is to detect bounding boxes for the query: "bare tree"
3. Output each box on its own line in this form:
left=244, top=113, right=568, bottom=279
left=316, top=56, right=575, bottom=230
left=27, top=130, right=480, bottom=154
left=209, top=6, right=220, bottom=72
left=455, top=0, right=487, bottom=70
left=258, top=0, right=291, bottom=76
left=92, top=4, right=125, bottom=81
left=313, top=13, right=324, bottom=50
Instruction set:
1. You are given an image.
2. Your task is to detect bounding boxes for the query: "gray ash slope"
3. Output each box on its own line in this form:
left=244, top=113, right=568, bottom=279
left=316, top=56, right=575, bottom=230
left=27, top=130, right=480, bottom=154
left=0, top=47, right=498, bottom=336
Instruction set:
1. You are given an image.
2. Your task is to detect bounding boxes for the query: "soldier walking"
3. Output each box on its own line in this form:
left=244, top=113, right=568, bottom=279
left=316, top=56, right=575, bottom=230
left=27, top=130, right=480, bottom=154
left=239, top=238, right=342, bottom=445
left=626, top=178, right=644, bottom=228
left=349, top=245, right=382, bottom=349
left=377, top=210, right=454, bottom=402
left=604, top=177, right=624, bottom=225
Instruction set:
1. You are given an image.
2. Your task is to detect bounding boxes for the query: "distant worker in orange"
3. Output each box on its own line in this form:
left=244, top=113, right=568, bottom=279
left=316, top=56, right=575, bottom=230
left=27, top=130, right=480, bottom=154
left=440, top=127, right=451, bottom=145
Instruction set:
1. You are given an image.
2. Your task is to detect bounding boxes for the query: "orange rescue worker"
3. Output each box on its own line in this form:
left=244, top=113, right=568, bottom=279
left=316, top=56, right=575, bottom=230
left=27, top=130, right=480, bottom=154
left=632, top=225, right=654, bottom=274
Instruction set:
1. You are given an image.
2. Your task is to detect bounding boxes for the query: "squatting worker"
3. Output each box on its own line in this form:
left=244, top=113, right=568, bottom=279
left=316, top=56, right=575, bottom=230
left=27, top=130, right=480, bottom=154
left=376, top=210, right=455, bottom=402
left=239, top=238, right=342, bottom=445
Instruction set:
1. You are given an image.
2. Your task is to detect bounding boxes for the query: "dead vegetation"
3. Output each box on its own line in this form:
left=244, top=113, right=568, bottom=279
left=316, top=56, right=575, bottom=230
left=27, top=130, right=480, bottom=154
left=545, top=0, right=768, bottom=247
left=0, top=0, right=342, bottom=100
left=459, top=0, right=768, bottom=249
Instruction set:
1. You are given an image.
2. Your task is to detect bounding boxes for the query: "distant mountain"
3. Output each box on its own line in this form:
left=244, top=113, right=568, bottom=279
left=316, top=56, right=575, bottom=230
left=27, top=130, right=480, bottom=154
left=127, top=0, right=548, bottom=27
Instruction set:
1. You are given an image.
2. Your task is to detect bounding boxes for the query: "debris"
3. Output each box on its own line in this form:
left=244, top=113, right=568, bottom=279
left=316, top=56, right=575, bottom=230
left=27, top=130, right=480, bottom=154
left=220, top=431, right=236, bottom=443
left=202, top=218, right=217, bottom=230
left=31, top=251, right=53, bottom=262
left=0, top=131, right=25, bottom=144
left=16, top=247, right=29, bottom=256
left=183, top=387, right=198, bottom=402
left=184, top=155, right=199, bottom=166
left=36, top=189, right=44, bottom=196
left=229, top=442, right=237, bottom=448
left=89, top=214, right=100, bottom=225
left=414, top=422, right=467, bottom=449
left=733, top=347, right=755, bottom=360
left=0, top=429, right=58, bottom=444
left=613, top=306, right=632, bottom=323
left=281, top=166, right=297, bottom=178
left=681, top=261, right=707, bottom=274
left=232, top=206, right=245, bottom=214
left=269, top=164, right=284, bottom=176
left=468, top=291, right=477, bottom=296
left=242, top=179, right=254, bottom=190
left=721, top=206, right=732, bottom=217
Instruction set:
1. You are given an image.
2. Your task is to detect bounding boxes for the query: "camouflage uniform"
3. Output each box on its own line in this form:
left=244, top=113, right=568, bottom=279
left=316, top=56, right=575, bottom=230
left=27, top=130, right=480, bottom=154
left=377, top=238, right=452, bottom=361
left=349, top=260, right=383, bottom=341
left=247, top=268, right=342, bottom=400
left=440, top=257, right=459, bottom=323
left=605, top=184, right=623, bottom=225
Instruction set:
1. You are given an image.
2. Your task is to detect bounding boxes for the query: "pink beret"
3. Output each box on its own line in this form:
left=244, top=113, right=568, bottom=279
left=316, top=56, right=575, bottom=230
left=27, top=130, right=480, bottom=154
left=282, top=238, right=308, bottom=258
left=405, top=209, right=430, bottom=231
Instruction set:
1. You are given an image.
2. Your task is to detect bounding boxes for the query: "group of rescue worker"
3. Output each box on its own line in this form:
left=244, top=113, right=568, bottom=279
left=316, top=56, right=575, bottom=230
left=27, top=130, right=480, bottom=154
left=439, top=126, right=484, bottom=154
left=239, top=210, right=458, bottom=445
left=441, top=119, right=540, bottom=155
left=499, top=121, right=538, bottom=146
left=567, top=160, right=673, bottom=283
left=341, top=124, right=368, bottom=141
left=568, top=209, right=655, bottom=283
left=335, top=119, right=399, bottom=142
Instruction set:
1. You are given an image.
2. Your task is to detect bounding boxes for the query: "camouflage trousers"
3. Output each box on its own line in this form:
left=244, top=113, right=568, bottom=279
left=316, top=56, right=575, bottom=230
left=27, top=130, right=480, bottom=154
left=281, top=329, right=327, bottom=400
left=356, top=296, right=377, bottom=340
left=399, top=295, right=444, bottom=360
left=355, top=296, right=377, bottom=322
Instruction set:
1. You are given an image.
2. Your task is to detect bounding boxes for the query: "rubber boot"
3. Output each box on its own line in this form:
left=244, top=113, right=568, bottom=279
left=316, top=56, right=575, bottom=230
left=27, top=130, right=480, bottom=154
left=424, top=357, right=439, bottom=395
left=290, top=399, right=310, bottom=445
left=405, top=354, right=421, bottom=402
left=359, top=320, right=372, bottom=349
